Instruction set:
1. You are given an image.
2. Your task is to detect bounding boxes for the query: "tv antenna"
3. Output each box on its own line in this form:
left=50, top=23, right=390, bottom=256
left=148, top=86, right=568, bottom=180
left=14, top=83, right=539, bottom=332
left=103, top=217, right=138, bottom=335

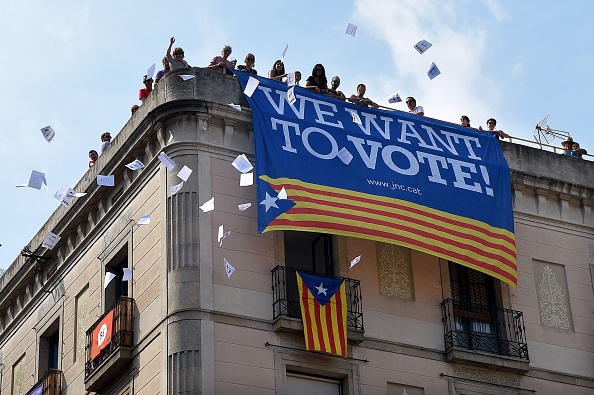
left=533, top=114, right=570, bottom=145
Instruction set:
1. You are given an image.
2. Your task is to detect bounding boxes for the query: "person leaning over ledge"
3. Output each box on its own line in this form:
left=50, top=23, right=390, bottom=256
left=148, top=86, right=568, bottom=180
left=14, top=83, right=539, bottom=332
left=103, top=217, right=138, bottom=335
left=406, top=96, right=424, bottom=116
left=88, top=150, right=98, bottom=167
left=236, top=53, right=257, bottom=75
left=166, top=36, right=190, bottom=71
left=348, top=84, right=379, bottom=108
left=208, top=44, right=236, bottom=75
left=139, top=75, right=153, bottom=103
left=479, top=118, right=509, bottom=139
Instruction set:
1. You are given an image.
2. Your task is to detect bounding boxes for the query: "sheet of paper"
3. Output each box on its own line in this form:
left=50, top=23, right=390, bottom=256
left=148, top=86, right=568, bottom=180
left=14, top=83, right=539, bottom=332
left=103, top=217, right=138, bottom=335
left=122, top=268, right=132, bottom=281
left=158, top=152, right=176, bottom=170
left=286, top=72, right=295, bottom=86
left=350, top=255, right=361, bottom=268
left=177, top=165, right=193, bottom=181
left=224, top=258, right=235, bottom=278
left=220, top=231, right=231, bottom=246
left=345, top=23, right=357, bottom=36
left=104, top=272, right=116, bottom=289
left=227, top=103, right=241, bottom=111
left=97, top=175, right=115, bottom=186
left=388, top=91, right=402, bottom=103
left=414, top=39, right=433, bottom=54
left=277, top=187, right=287, bottom=200
left=427, top=62, right=441, bottom=79
left=40, top=126, right=55, bottom=143
left=238, top=203, right=251, bottom=211
left=240, top=172, right=253, bottom=186
left=180, top=75, right=195, bottom=81
left=199, top=197, right=215, bottom=212
left=42, top=231, right=61, bottom=250
left=168, top=181, right=184, bottom=197
left=244, top=76, right=259, bottom=97
left=337, top=147, right=354, bottom=165
left=281, top=44, right=288, bottom=63
left=287, top=86, right=296, bottom=105
left=74, top=192, right=87, bottom=197
left=24, top=170, right=47, bottom=190
left=137, top=215, right=150, bottom=225
left=217, top=225, right=224, bottom=244
left=147, top=63, right=156, bottom=79
left=125, top=159, right=145, bottom=170
left=232, top=154, right=253, bottom=173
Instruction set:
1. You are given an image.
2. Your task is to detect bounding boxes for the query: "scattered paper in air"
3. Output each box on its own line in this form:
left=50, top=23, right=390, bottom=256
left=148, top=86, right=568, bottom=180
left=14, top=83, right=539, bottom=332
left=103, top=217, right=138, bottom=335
left=40, top=126, right=55, bottom=143
left=427, top=62, right=441, bottom=79
left=104, top=272, right=117, bottom=289
left=348, top=110, right=362, bottom=125
left=388, top=91, right=402, bottom=103
left=180, top=75, right=195, bottom=81
left=277, top=187, right=287, bottom=200
left=224, top=258, right=235, bottom=278
left=217, top=225, right=224, bottom=244
left=158, top=152, right=176, bottom=170
left=244, top=76, right=259, bottom=97
left=414, top=39, right=433, bottom=54
left=17, top=170, right=47, bottom=190
left=42, top=232, right=61, bottom=250
left=199, top=197, right=215, bottom=212
left=350, top=255, right=361, bottom=268
left=137, top=215, right=150, bottom=225
left=147, top=63, right=156, bottom=79
left=122, top=268, right=132, bottom=281
left=168, top=131, right=174, bottom=144
left=337, top=147, right=353, bottom=165
left=232, top=154, right=253, bottom=173
left=97, top=175, right=115, bottom=186
left=168, top=181, right=184, bottom=197
left=345, top=23, right=357, bottom=37
left=177, top=165, right=193, bottom=182
left=238, top=203, right=251, bottom=211
left=125, top=159, right=145, bottom=170
left=286, top=72, right=295, bottom=86
left=74, top=192, right=86, bottom=197
left=227, top=103, right=241, bottom=111
left=281, top=44, right=288, bottom=63
left=240, top=172, right=254, bottom=186
left=287, top=86, right=296, bottom=105
left=53, top=185, right=76, bottom=207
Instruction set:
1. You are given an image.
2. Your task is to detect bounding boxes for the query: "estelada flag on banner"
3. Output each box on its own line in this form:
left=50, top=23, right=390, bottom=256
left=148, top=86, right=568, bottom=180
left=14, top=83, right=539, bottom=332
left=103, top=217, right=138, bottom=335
left=296, top=271, right=347, bottom=357
left=91, top=310, right=114, bottom=360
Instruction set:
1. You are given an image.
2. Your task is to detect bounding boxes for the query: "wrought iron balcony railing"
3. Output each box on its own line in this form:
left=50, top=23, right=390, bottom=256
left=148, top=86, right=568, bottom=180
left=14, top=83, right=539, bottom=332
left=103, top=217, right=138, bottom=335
left=440, top=298, right=529, bottom=360
left=25, top=369, right=62, bottom=395
left=271, top=265, right=364, bottom=331
left=85, top=296, right=134, bottom=379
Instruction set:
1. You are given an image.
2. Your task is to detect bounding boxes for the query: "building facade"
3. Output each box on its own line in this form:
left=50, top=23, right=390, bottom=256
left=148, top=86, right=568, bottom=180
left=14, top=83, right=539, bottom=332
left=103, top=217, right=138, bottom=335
left=0, top=68, right=593, bottom=394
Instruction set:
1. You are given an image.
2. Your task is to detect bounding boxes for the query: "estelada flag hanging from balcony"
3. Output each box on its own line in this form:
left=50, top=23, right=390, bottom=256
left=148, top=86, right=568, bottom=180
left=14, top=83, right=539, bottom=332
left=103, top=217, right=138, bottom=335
left=233, top=72, right=517, bottom=288
left=91, top=310, right=114, bottom=360
left=296, top=271, right=347, bottom=357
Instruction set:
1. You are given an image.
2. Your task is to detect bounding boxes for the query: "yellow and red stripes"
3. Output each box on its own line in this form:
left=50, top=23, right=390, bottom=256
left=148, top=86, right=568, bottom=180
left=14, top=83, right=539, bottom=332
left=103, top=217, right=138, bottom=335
left=264, top=176, right=518, bottom=288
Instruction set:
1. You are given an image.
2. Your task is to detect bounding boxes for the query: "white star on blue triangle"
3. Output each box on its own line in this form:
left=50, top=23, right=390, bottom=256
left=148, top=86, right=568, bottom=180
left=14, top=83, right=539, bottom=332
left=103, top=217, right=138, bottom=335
left=315, top=282, right=328, bottom=296
left=260, top=192, right=278, bottom=212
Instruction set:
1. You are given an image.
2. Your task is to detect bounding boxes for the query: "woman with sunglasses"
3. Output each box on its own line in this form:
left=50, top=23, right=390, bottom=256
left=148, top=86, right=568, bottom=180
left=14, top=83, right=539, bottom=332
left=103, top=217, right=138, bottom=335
left=305, top=63, right=328, bottom=94
left=166, top=36, right=190, bottom=70
left=268, top=60, right=287, bottom=82
left=236, top=53, right=257, bottom=75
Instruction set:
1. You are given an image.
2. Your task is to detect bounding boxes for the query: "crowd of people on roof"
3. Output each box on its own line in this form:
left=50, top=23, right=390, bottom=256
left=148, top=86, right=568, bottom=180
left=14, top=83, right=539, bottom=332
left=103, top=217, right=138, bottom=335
left=88, top=36, right=587, bottom=167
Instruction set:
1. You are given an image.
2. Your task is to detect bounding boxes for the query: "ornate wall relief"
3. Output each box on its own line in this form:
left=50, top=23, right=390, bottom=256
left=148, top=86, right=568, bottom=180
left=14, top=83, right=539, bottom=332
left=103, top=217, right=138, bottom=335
left=533, top=261, right=574, bottom=331
left=376, top=243, right=414, bottom=300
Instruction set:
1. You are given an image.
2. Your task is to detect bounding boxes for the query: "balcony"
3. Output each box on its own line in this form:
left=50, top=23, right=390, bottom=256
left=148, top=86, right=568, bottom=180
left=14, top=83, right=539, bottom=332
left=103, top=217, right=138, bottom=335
left=84, top=296, right=134, bottom=392
left=440, top=298, right=530, bottom=373
left=25, top=369, right=61, bottom=395
left=271, top=266, right=364, bottom=343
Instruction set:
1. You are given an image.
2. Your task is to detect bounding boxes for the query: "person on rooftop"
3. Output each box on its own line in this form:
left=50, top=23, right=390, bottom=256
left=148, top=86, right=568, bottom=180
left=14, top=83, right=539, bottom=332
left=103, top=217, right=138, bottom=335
left=326, top=76, right=346, bottom=101
left=478, top=118, right=509, bottom=139
left=268, top=60, right=287, bottom=82
left=570, top=141, right=587, bottom=158
left=155, top=57, right=170, bottom=85
left=460, top=115, right=471, bottom=128
left=88, top=150, right=98, bottom=167
left=166, top=37, right=190, bottom=71
left=99, top=132, right=111, bottom=156
left=348, top=84, right=379, bottom=108
left=560, top=137, right=573, bottom=156
left=305, top=64, right=329, bottom=94
left=139, top=75, right=153, bottom=103
left=236, top=53, right=257, bottom=75
left=131, top=104, right=139, bottom=115
left=294, top=71, right=302, bottom=86
left=208, top=44, right=236, bottom=75
left=406, top=97, right=424, bottom=116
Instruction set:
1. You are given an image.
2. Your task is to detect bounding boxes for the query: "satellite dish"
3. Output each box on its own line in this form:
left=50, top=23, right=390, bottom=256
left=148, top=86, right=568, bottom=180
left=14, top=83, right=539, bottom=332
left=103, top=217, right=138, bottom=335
left=533, top=114, right=570, bottom=145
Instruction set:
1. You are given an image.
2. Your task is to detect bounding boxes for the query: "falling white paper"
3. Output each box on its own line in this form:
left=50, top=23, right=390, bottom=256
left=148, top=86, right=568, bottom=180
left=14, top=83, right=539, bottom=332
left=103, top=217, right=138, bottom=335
left=42, top=232, right=61, bottom=250
left=350, top=255, right=361, bottom=268
left=74, top=192, right=87, bottom=197
left=147, top=63, right=156, bottom=79
left=414, top=39, right=433, bottom=54
left=17, top=170, right=47, bottom=190
left=227, top=103, right=241, bottom=111
left=217, top=225, right=224, bottom=244
left=337, top=147, right=354, bottom=165
left=122, top=268, right=132, bottom=281
left=224, top=258, right=235, bottom=278
left=168, top=181, right=184, bottom=197
left=53, top=185, right=76, bottom=207
left=287, top=86, right=296, bottom=105
left=238, top=203, right=251, bottom=211
left=286, top=72, right=295, bottom=86
left=125, top=159, right=145, bottom=170
left=348, top=110, right=362, bottom=125
left=97, top=175, right=115, bottom=187
left=277, top=187, right=287, bottom=200
left=232, top=154, right=253, bottom=173
left=177, top=165, right=193, bottom=181
left=244, top=76, right=259, bottom=97
left=180, top=75, right=195, bottom=81
left=40, top=126, right=55, bottom=143
left=345, top=23, right=357, bottom=37
left=158, top=152, right=176, bottom=170
left=281, top=44, right=288, bottom=63
left=168, top=131, right=174, bottom=144
left=137, top=215, right=151, bottom=225
left=104, top=272, right=117, bottom=289
left=427, top=62, right=441, bottom=79
left=388, top=91, right=402, bottom=103
left=240, top=172, right=254, bottom=186
left=199, top=197, right=215, bottom=212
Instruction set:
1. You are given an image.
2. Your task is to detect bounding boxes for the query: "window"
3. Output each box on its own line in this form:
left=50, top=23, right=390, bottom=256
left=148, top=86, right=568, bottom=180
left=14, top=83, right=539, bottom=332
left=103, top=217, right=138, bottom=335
left=105, top=248, right=129, bottom=310
left=38, top=319, right=60, bottom=376
left=286, top=373, right=341, bottom=395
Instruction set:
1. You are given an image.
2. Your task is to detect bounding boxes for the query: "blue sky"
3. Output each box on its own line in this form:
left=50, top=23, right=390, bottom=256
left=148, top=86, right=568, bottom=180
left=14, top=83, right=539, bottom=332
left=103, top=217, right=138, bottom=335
left=1, top=0, right=592, bottom=270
